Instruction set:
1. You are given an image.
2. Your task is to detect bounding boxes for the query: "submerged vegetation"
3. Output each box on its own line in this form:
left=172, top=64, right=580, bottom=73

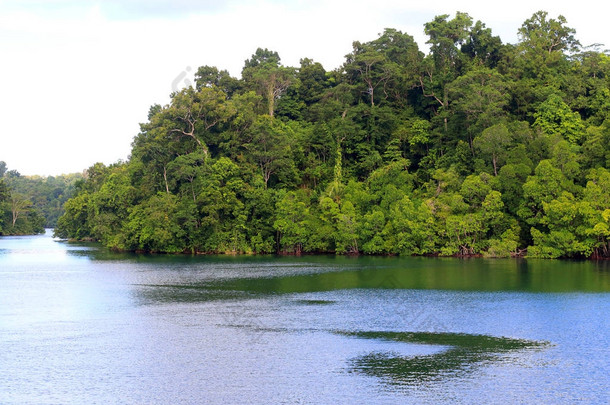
left=55, top=11, right=610, bottom=258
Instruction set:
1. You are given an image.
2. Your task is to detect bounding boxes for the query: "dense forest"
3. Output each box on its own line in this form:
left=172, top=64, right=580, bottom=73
left=55, top=11, right=610, bottom=259
left=0, top=161, right=81, bottom=235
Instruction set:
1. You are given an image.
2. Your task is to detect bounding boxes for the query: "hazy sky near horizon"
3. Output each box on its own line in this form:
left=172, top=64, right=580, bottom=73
left=1, top=0, right=609, bottom=176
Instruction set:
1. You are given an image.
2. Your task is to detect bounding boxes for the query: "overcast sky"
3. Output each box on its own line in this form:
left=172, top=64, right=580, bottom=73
left=1, top=0, right=608, bottom=176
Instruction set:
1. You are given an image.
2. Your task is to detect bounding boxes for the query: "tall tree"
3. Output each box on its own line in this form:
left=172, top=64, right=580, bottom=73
left=420, top=12, right=473, bottom=140
left=166, top=86, right=236, bottom=158
left=511, top=11, right=581, bottom=119
left=242, top=48, right=294, bottom=116
left=448, top=67, right=509, bottom=146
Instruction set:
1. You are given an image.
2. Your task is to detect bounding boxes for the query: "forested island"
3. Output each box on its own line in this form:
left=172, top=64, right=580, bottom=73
left=54, top=11, right=610, bottom=259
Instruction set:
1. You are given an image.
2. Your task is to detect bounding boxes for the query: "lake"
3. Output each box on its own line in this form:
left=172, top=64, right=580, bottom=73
left=1, top=230, right=609, bottom=404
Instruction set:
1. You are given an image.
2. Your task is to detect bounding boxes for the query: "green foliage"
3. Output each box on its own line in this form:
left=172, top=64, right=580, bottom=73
left=242, top=48, right=294, bottom=116
left=448, top=67, right=509, bottom=137
left=533, top=94, right=585, bottom=143
left=381, top=197, right=437, bottom=255
left=53, top=12, right=610, bottom=259
left=55, top=192, right=92, bottom=239
left=0, top=162, right=76, bottom=235
left=474, top=123, right=512, bottom=175
left=273, top=190, right=311, bottom=254
left=123, top=193, right=185, bottom=253
left=527, top=192, right=595, bottom=258
left=486, top=228, right=520, bottom=258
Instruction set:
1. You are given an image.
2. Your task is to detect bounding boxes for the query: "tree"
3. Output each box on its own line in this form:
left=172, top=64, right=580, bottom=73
left=581, top=168, right=610, bottom=257
left=0, top=179, right=9, bottom=234
left=344, top=44, right=388, bottom=107
left=242, top=48, right=294, bottom=116
left=383, top=196, right=437, bottom=255
left=166, top=86, right=236, bottom=158
left=273, top=190, right=312, bottom=254
left=123, top=193, right=185, bottom=253
left=55, top=192, right=92, bottom=239
left=420, top=12, right=473, bottom=130
left=568, top=48, right=610, bottom=124
left=297, top=58, right=329, bottom=107
left=461, top=20, right=503, bottom=68
left=581, top=122, right=610, bottom=170
left=520, top=160, right=571, bottom=224
left=10, top=193, right=32, bottom=228
left=167, top=151, right=206, bottom=202
left=528, top=192, right=595, bottom=258
left=550, top=140, right=581, bottom=180
left=424, top=12, right=473, bottom=76
left=516, top=10, right=580, bottom=81
left=196, top=157, right=248, bottom=253
left=474, top=123, right=512, bottom=175
left=344, top=29, right=422, bottom=108
left=533, top=94, right=585, bottom=144
left=448, top=67, right=509, bottom=144
left=510, top=11, right=581, bottom=119
left=246, top=116, right=296, bottom=188
left=88, top=167, right=136, bottom=247
left=194, top=65, right=241, bottom=96
left=518, top=11, right=580, bottom=57
left=497, top=163, right=531, bottom=215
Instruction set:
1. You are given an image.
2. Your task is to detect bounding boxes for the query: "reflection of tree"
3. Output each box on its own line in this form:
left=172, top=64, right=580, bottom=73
left=126, top=258, right=610, bottom=304
left=339, top=331, right=550, bottom=385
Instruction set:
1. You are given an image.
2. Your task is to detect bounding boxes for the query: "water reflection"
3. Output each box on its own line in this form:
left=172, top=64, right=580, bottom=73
left=134, top=257, right=610, bottom=306
left=339, top=331, right=550, bottom=386
left=56, top=237, right=610, bottom=294
left=138, top=284, right=249, bottom=304
left=293, top=299, right=337, bottom=305
left=592, top=260, right=610, bottom=273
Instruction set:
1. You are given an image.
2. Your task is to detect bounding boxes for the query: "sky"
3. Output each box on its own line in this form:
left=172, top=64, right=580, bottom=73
left=1, top=0, right=609, bottom=176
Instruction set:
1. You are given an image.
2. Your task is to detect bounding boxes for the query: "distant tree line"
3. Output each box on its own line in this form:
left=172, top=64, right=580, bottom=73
left=55, top=11, right=610, bottom=258
left=0, top=161, right=82, bottom=235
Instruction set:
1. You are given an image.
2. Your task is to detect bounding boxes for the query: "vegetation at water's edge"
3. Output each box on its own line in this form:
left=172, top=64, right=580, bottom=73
left=0, top=161, right=82, bottom=235
left=55, top=11, right=610, bottom=259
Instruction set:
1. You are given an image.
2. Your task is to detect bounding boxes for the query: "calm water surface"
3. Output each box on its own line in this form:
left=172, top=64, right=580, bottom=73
left=1, top=230, right=609, bottom=404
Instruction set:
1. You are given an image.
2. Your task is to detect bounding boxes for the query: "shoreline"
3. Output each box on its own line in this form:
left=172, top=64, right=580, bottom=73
left=56, top=236, right=610, bottom=261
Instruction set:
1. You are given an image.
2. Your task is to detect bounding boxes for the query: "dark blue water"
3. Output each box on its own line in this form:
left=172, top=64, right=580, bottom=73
left=1, top=231, right=609, bottom=404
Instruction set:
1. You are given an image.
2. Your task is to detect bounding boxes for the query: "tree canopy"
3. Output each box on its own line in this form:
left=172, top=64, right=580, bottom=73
left=54, top=12, right=610, bottom=258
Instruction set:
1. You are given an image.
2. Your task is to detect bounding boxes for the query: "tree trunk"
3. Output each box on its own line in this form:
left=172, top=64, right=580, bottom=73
left=163, top=166, right=170, bottom=194
left=262, top=167, right=271, bottom=189
left=267, top=83, right=275, bottom=117
left=443, top=87, right=449, bottom=132
left=10, top=195, right=28, bottom=228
